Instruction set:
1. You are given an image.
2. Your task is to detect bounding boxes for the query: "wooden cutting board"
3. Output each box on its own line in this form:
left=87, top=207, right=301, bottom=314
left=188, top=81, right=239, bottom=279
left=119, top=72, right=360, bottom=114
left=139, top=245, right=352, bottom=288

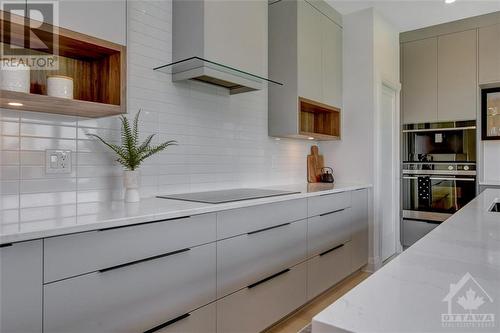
left=307, top=145, right=324, bottom=183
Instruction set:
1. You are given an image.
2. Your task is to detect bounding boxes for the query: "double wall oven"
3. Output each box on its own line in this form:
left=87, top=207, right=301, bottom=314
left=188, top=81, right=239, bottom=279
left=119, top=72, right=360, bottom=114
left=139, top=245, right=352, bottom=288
left=402, top=121, right=477, bottom=247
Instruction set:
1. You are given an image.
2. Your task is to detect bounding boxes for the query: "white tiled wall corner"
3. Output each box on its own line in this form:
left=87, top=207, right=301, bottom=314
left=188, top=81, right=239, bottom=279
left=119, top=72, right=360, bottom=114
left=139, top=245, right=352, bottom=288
left=0, top=0, right=315, bottom=231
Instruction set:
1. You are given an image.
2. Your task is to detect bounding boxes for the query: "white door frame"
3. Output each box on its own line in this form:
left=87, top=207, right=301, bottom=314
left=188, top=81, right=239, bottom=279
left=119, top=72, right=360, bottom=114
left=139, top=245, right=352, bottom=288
left=371, top=77, right=402, bottom=269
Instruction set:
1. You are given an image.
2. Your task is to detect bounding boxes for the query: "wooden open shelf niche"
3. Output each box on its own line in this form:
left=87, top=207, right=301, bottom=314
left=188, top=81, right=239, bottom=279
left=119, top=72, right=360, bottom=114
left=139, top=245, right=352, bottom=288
left=0, top=10, right=126, bottom=118
left=299, top=97, right=340, bottom=140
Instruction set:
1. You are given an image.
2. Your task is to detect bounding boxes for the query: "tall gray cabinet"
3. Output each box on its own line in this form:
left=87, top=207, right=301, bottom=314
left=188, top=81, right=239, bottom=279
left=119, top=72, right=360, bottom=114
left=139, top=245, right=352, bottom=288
left=268, top=0, right=343, bottom=140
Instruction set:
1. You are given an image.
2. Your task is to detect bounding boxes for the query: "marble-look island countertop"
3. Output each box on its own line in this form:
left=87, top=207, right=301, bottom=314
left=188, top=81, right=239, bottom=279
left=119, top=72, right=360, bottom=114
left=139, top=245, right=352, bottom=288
left=313, top=189, right=500, bottom=333
left=0, top=183, right=371, bottom=245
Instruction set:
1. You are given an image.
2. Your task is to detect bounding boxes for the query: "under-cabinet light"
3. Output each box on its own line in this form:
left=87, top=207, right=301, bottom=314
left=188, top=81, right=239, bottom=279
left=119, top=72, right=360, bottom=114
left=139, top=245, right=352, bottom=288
left=8, top=102, right=23, bottom=106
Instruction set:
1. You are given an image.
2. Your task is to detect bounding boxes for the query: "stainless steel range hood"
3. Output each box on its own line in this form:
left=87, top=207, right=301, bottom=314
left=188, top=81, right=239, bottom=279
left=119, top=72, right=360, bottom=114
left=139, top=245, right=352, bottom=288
left=155, top=0, right=282, bottom=95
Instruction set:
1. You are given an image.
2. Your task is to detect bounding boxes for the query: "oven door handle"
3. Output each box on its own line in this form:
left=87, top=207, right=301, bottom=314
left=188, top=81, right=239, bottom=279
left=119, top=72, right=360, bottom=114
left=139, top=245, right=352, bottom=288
left=402, top=176, right=475, bottom=182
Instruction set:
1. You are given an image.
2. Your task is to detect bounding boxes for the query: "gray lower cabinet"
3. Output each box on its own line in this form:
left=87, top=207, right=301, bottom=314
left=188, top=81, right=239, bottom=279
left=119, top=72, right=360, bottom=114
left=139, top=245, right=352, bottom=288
left=156, top=303, right=216, bottom=333
left=307, top=241, right=352, bottom=300
left=216, top=262, right=307, bottom=333
left=351, top=189, right=369, bottom=271
left=43, top=243, right=216, bottom=333
left=0, top=240, right=42, bottom=333
left=44, top=213, right=216, bottom=283
left=402, top=219, right=439, bottom=247
left=217, top=219, right=307, bottom=298
left=308, top=191, right=351, bottom=217
left=307, top=207, right=352, bottom=257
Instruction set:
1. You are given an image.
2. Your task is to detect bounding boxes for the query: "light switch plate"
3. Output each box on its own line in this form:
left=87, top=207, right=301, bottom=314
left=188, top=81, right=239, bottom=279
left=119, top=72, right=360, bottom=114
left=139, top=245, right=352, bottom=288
left=45, top=150, right=72, bottom=174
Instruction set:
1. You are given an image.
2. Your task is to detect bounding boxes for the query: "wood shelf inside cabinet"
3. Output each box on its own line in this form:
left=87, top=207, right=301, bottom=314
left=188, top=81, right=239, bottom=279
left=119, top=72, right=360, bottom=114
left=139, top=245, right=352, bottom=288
left=0, top=90, right=123, bottom=118
left=0, top=10, right=126, bottom=118
left=299, top=97, right=340, bottom=140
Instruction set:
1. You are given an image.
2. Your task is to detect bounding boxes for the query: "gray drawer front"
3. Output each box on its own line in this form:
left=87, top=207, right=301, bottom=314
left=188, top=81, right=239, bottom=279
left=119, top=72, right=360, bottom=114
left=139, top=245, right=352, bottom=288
left=307, top=241, right=352, bottom=300
left=217, top=219, right=307, bottom=298
left=307, top=207, right=352, bottom=257
left=44, top=243, right=216, bottom=333
left=308, top=191, right=351, bottom=217
left=216, top=262, right=307, bottom=333
left=155, top=303, right=216, bottom=333
left=217, top=199, right=307, bottom=239
left=44, top=213, right=216, bottom=282
left=402, top=219, right=439, bottom=247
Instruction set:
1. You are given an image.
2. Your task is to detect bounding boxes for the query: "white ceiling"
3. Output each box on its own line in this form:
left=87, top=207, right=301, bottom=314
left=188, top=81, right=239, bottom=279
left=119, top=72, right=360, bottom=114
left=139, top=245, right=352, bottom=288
left=326, top=0, right=500, bottom=32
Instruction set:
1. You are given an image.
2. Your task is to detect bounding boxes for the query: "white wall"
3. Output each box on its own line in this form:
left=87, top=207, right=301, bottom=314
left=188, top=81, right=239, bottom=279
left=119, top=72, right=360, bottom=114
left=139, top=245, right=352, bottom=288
left=0, top=0, right=315, bottom=233
left=321, top=8, right=400, bottom=270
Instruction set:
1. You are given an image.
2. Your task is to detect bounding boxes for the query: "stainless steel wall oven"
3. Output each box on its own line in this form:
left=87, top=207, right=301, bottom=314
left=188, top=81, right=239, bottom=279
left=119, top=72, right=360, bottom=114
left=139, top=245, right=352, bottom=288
left=401, top=121, right=477, bottom=247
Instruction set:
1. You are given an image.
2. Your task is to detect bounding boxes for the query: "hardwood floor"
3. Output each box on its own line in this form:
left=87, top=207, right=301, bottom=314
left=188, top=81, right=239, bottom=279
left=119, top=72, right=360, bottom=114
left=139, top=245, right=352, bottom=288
left=264, top=270, right=371, bottom=333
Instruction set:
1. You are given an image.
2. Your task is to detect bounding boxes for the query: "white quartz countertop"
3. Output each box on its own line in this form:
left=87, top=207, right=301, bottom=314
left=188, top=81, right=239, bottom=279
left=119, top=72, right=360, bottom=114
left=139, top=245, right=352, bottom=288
left=0, top=183, right=371, bottom=245
left=312, top=189, right=500, bottom=333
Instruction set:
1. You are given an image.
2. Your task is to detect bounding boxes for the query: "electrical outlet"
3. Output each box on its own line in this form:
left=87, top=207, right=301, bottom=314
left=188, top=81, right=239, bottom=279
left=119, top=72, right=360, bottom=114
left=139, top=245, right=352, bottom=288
left=46, top=150, right=72, bottom=174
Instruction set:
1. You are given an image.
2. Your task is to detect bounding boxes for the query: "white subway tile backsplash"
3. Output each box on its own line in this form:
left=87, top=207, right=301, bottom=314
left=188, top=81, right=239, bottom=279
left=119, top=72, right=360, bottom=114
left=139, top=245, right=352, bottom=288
left=0, top=0, right=314, bottom=232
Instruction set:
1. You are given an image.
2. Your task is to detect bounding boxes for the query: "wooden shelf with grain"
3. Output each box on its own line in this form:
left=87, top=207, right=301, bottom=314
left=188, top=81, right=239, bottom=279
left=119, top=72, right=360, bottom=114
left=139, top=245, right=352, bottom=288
left=0, top=10, right=126, bottom=118
left=0, top=90, right=123, bottom=118
left=299, top=97, right=341, bottom=140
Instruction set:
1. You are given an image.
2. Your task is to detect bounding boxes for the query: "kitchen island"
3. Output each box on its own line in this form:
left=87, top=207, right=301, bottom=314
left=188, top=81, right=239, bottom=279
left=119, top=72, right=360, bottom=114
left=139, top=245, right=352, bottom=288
left=313, top=189, right=500, bottom=333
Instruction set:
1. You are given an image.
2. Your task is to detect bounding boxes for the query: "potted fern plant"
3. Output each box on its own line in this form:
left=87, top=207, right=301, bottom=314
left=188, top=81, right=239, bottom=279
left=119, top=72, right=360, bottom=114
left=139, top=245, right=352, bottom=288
left=87, top=110, right=176, bottom=202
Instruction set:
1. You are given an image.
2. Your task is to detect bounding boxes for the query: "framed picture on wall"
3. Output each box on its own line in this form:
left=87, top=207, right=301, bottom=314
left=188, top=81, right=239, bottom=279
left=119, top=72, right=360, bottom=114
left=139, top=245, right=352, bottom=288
left=482, top=87, right=500, bottom=140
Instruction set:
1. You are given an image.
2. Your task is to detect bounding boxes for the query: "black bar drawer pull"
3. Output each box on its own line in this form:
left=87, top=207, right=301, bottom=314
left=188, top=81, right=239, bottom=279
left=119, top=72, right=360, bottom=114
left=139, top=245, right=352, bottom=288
left=247, top=268, right=290, bottom=289
left=143, top=313, right=190, bottom=333
left=99, top=248, right=191, bottom=273
left=319, top=208, right=346, bottom=217
left=98, top=216, right=191, bottom=232
left=247, top=223, right=291, bottom=235
left=0, top=243, right=13, bottom=248
left=319, top=243, right=344, bottom=257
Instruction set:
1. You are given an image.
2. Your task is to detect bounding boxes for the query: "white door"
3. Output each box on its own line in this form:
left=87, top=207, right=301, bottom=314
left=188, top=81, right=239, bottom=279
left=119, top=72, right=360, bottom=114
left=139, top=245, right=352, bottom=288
left=380, top=84, right=398, bottom=261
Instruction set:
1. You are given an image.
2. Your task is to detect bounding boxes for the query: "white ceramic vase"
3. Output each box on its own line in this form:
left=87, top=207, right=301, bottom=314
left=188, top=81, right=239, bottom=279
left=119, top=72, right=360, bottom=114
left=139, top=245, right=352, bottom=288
left=47, top=75, right=74, bottom=99
left=0, top=60, right=30, bottom=93
left=123, top=170, right=140, bottom=203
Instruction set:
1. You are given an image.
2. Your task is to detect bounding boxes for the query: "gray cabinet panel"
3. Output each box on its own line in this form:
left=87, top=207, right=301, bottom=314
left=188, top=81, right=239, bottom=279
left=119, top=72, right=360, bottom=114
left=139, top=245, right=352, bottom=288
left=307, top=241, right=351, bottom=300
left=322, top=14, right=343, bottom=108
left=44, top=213, right=216, bottom=283
left=307, top=207, right=352, bottom=257
left=351, top=189, right=369, bottom=271
left=297, top=0, right=323, bottom=102
left=58, top=0, right=126, bottom=45
left=217, top=219, right=307, bottom=298
left=402, top=38, right=438, bottom=124
left=155, top=303, right=216, bottom=333
left=0, top=241, right=42, bottom=333
left=438, top=29, right=477, bottom=121
left=479, top=24, right=500, bottom=85
left=217, top=199, right=307, bottom=239
left=44, top=243, right=216, bottom=333
left=216, top=262, right=307, bottom=333
left=402, top=219, right=439, bottom=247
left=308, top=190, right=351, bottom=217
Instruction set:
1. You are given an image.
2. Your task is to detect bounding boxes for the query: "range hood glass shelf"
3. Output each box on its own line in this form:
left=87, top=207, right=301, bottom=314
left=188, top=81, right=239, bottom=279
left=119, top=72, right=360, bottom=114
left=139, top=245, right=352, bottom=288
left=153, top=56, right=283, bottom=87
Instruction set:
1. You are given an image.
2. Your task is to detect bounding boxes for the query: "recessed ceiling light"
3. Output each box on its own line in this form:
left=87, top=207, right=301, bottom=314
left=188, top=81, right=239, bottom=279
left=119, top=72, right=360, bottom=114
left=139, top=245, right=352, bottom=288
left=445, top=0, right=456, bottom=4
left=7, top=102, right=23, bottom=106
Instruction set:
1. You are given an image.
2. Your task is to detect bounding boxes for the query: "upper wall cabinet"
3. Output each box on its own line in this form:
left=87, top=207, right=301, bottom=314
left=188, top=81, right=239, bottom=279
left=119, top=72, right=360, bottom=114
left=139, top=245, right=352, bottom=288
left=58, top=0, right=127, bottom=45
left=437, top=30, right=477, bottom=122
left=402, top=38, right=438, bottom=124
left=479, top=24, right=500, bottom=85
left=269, top=0, right=342, bottom=140
left=402, top=30, right=477, bottom=124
